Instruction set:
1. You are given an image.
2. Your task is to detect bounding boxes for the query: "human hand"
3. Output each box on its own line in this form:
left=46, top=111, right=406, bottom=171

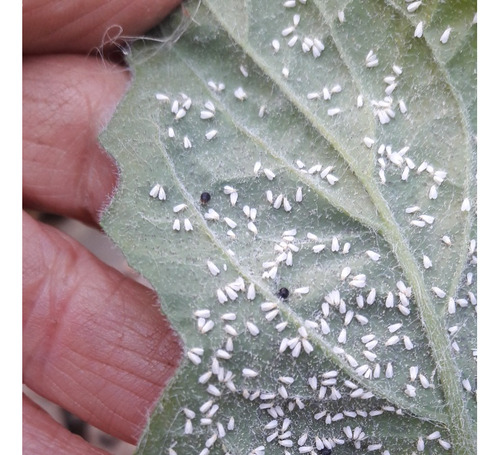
left=23, top=1, right=181, bottom=453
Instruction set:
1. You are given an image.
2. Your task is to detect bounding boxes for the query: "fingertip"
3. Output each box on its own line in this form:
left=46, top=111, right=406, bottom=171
left=23, top=0, right=182, bottom=55
left=23, top=55, right=129, bottom=226
left=23, top=213, right=181, bottom=442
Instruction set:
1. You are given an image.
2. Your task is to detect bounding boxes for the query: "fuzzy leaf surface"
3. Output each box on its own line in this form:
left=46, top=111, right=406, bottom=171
left=100, top=1, right=477, bottom=454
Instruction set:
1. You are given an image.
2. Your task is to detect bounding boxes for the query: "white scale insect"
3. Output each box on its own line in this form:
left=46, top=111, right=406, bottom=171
left=414, top=21, right=424, bottom=38
left=234, top=87, right=247, bottom=100
left=407, top=1, right=422, bottom=13
left=365, top=50, right=379, bottom=67
left=205, top=129, right=217, bottom=141
left=440, top=27, right=452, bottom=44
left=149, top=183, right=166, bottom=200
left=363, top=137, right=375, bottom=148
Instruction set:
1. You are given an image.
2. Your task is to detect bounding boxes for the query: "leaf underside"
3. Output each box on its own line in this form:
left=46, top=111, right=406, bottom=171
left=100, top=1, right=477, bottom=454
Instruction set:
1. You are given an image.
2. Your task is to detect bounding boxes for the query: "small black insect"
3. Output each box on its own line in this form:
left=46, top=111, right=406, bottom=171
left=278, top=287, right=290, bottom=299
left=317, top=449, right=332, bottom=455
left=200, top=192, right=211, bottom=204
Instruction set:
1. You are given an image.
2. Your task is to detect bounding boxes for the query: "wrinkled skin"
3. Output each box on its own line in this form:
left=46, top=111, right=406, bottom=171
left=23, top=1, right=182, bottom=453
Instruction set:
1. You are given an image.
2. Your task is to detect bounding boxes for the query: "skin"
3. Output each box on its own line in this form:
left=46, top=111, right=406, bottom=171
left=23, top=1, right=182, bottom=453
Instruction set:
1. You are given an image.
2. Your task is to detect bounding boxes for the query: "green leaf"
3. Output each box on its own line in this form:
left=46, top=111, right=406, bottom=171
left=100, top=1, right=476, bottom=453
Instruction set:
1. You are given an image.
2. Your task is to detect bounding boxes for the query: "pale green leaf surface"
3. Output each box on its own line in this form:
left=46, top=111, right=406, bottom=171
left=100, top=1, right=476, bottom=454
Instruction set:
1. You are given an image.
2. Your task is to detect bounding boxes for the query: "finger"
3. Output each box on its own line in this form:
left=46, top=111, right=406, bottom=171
left=23, top=212, right=181, bottom=443
left=23, top=0, right=182, bottom=55
left=23, top=54, right=127, bottom=227
left=23, top=395, right=108, bottom=455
